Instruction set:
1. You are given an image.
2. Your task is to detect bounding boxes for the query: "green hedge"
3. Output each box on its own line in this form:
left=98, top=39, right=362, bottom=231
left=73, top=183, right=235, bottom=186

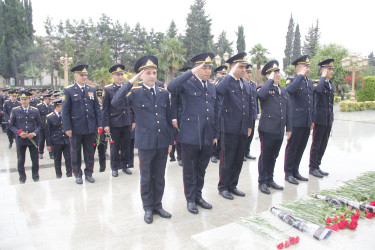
left=334, top=96, right=341, bottom=104
left=357, top=76, right=375, bottom=102
left=339, top=101, right=375, bottom=111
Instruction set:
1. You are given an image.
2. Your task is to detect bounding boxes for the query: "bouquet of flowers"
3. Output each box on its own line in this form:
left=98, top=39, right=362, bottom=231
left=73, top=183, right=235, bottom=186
left=18, top=129, right=38, bottom=148
left=270, top=207, right=332, bottom=241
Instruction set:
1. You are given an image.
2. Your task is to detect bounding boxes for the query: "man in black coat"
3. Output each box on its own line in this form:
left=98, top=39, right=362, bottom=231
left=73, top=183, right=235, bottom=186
left=37, top=94, right=54, bottom=159
left=308, top=59, right=335, bottom=178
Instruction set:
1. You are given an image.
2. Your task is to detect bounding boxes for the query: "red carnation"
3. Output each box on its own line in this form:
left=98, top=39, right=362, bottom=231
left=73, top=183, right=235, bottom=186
left=18, top=129, right=23, bottom=135
left=348, top=206, right=352, bottom=211
left=98, top=128, right=103, bottom=135
left=333, top=216, right=338, bottom=221
left=295, top=236, right=300, bottom=243
left=110, top=140, right=114, bottom=144
left=366, top=213, right=372, bottom=219
left=284, top=240, right=290, bottom=248
left=339, top=219, right=348, bottom=229
left=93, top=143, right=96, bottom=146
left=348, top=220, right=358, bottom=230
left=331, top=223, right=339, bottom=231
left=277, top=243, right=284, bottom=249
left=370, top=201, right=375, bottom=206
left=325, top=217, right=332, bottom=224
left=289, top=237, right=295, bottom=245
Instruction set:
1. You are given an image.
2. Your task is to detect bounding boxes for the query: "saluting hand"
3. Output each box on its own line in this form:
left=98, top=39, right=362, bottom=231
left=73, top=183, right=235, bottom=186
left=229, top=62, right=239, bottom=75
left=129, top=70, right=145, bottom=85
left=191, top=63, right=204, bottom=75
left=321, top=68, right=328, bottom=78
left=268, top=71, right=275, bottom=80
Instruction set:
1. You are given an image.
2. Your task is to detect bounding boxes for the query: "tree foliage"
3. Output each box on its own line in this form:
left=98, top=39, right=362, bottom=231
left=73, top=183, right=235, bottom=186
left=291, top=24, right=301, bottom=63
left=249, top=44, right=269, bottom=70
left=303, top=20, right=320, bottom=57
left=283, top=14, right=294, bottom=69
left=236, top=25, right=246, bottom=53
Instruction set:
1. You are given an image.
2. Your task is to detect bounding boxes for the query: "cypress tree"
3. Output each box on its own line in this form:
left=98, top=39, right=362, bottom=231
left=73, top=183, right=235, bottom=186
left=291, top=24, right=301, bottom=62
left=283, top=14, right=294, bottom=69
left=236, top=25, right=246, bottom=53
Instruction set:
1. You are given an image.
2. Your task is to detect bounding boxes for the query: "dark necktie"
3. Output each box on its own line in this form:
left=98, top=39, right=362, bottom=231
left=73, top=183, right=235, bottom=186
left=150, top=88, right=156, bottom=103
left=81, top=87, right=85, bottom=96
left=237, top=80, right=242, bottom=90
left=203, top=81, right=207, bottom=92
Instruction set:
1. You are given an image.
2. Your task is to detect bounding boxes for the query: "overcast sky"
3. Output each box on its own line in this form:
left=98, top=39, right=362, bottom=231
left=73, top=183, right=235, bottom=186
left=31, top=0, right=374, bottom=67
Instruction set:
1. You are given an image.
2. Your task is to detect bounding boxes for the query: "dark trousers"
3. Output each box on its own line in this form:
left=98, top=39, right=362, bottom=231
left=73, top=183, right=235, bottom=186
left=212, top=137, right=221, bottom=158
left=138, top=148, right=168, bottom=211
left=258, top=132, right=284, bottom=184
left=245, top=120, right=256, bottom=155
left=284, top=127, right=310, bottom=177
left=110, top=126, right=131, bottom=171
left=53, top=144, right=72, bottom=177
left=181, top=143, right=212, bottom=202
left=309, top=124, right=332, bottom=170
left=218, top=133, right=248, bottom=191
left=129, top=138, right=135, bottom=165
left=169, top=128, right=182, bottom=160
left=95, top=141, right=107, bottom=172
left=17, top=144, right=39, bottom=182
left=38, top=129, right=53, bottom=157
left=70, top=133, right=95, bottom=178
left=6, top=125, right=14, bottom=144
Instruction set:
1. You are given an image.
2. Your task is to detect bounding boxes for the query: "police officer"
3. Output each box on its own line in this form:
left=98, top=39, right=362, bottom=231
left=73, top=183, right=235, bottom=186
left=309, top=59, right=335, bottom=178
left=9, top=91, right=41, bottom=183
left=46, top=98, right=72, bottom=178
left=216, top=52, right=253, bottom=200
left=103, top=64, right=133, bottom=177
left=170, top=66, right=191, bottom=166
left=62, top=64, right=102, bottom=185
left=3, top=90, right=21, bottom=149
left=257, top=60, right=291, bottom=195
left=243, top=64, right=258, bottom=160
left=284, top=55, right=314, bottom=185
left=29, top=89, right=40, bottom=107
left=112, top=55, right=173, bottom=224
left=37, top=94, right=54, bottom=159
left=210, top=65, right=227, bottom=163
left=0, top=88, right=10, bottom=132
left=168, top=52, right=218, bottom=214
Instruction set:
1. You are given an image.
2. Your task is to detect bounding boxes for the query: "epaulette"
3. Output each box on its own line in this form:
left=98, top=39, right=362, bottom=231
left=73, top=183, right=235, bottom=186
left=65, top=84, right=74, bottom=89
left=13, top=106, right=21, bottom=109
left=285, top=78, right=294, bottom=85
left=104, top=83, right=113, bottom=88
left=31, top=107, right=38, bottom=110
left=47, top=113, right=54, bottom=117
left=256, top=86, right=262, bottom=92
left=4, top=100, right=9, bottom=103
left=158, top=87, right=168, bottom=91
left=131, top=86, right=143, bottom=90
left=313, top=80, right=319, bottom=87
left=37, top=103, right=42, bottom=106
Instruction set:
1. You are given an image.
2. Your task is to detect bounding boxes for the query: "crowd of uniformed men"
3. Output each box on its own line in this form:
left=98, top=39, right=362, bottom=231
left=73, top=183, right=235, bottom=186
left=0, top=51, right=335, bottom=224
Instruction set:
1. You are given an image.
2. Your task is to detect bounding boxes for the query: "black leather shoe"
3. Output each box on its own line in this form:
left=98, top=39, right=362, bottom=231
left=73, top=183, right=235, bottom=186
left=20, top=179, right=25, bottom=184
left=211, top=156, right=217, bottom=163
left=187, top=202, right=198, bottom=214
left=39, top=154, right=43, bottom=159
left=219, top=190, right=234, bottom=200
left=318, top=169, right=329, bottom=176
left=230, top=188, right=246, bottom=197
left=56, top=175, right=62, bottom=179
left=170, top=157, right=176, bottom=162
left=122, top=167, right=132, bottom=175
left=153, top=208, right=172, bottom=218
left=112, top=170, right=118, bottom=177
left=67, top=174, right=73, bottom=178
left=309, top=169, right=323, bottom=178
left=285, top=176, right=299, bottom=185
left=127, top=163, right=134, bottom=168
left=294, top=173, right=308, bottom=181
left=258, top=184, right=270, bottom=194
left=243, top=156, right=247, bottom=161
left=178, top=160, right=183, bottom=166
left=33, top=179, right=39, bottom=182
left=8, top=143, right=12, bottom=149
left=50, top=155, right=54, bottom=159
left=196, top=198, right=212, bottom=209
left=245, top=154, right=256, bottom=160
left=144, top=211, right=153, bottom=224
left=267, top=181, right=284, bottom=190
left=85, top=176, right=95, bottom=183
left=76, top=177, right=83, bottom=184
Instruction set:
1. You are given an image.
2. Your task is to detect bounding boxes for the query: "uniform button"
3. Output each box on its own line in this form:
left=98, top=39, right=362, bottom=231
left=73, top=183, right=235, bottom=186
left=206, top=117, right=209, bottom=120
left=26, top=126, right=28, bottom=128
left=225, top=110, right=228, bottom=112
left=157, top=121, right=160, bottom=124
left=206, top=101, right=208, bottom=103
left=85, top=104, right=87, bottom=106
left=86, top=109, right=88, bottom=111
left=194, top=92, right=197, bottom=95
left=156, top=113, right=158, bottom=115
left=243, top=112, right=245, bottom=115
left=155, top=105, right=157, bottom=107
left=243, top=105, right=245, bottom=108
left=308, top=95, right=310, bottom=97
left=86, top=116, right=88, bottom=118
left=123, top=111, right=126, bottom=113
left=206, top=93, right=208, bottom=96
left=242, top=98, right=244, bottom=101
left=142, top=104, right=144, bottom=107
left=309, top=101, right=311, bottom=103
left=280, top=103, right=282, bottom=105
left=207, top=109, right=209, bottom=112
left=26, top=121, right=28, bottom=123
left=281, top=110, right=283, bottom=112
left=158, top=129, right=160, bottom=132
left=281, top=117, right=284, bottom=120
left=252, top=102, right=254, bottom=104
